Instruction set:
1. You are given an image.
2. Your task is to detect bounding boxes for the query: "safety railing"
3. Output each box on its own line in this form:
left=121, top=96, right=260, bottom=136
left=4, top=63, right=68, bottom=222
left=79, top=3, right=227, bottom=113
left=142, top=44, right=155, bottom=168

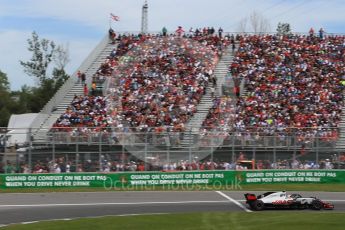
left=23, top=126, right=337, bottom=149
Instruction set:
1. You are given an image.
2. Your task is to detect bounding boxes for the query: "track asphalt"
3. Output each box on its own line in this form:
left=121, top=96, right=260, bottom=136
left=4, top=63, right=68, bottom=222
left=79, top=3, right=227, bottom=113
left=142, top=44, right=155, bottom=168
left=0, top=191, right=344, bottom=226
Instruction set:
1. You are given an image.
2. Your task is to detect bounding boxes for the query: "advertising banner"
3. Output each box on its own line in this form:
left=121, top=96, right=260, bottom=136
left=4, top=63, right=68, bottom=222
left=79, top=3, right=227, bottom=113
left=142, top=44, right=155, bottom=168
left=1, top=170, right=344, bottom=189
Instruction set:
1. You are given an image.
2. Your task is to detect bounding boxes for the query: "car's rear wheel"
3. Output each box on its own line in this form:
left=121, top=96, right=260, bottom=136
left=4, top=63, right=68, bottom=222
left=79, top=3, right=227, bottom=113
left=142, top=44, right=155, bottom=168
left=252, top=200, right=265, bottom=211
left=311, top=200, right=323, bottom=210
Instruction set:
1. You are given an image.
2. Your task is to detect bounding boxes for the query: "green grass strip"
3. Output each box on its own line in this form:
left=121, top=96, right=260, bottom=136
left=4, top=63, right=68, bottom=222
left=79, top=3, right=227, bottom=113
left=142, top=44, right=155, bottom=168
left=2, top=212, right=345, bottom=230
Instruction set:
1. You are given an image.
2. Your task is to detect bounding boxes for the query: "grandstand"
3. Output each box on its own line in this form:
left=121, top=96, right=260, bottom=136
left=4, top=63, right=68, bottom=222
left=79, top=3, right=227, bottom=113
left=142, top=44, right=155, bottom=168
left=2, top=29, right=345, bottom=173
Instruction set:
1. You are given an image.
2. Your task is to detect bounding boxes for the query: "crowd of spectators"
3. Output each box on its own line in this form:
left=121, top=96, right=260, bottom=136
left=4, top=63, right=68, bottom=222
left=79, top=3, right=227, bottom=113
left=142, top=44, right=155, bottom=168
left=52, top=95, right=110, bottom=135
left=5, top=29, right=345, bottom=174
left=106, top=32, right=229, bottom=133
left=198, top=96, right=236, bottom=146
left=50, top=29, right=345, bottom=153
left=52, top=30, right=230, bottom=138
left=229, top=33, right=345, bottom=144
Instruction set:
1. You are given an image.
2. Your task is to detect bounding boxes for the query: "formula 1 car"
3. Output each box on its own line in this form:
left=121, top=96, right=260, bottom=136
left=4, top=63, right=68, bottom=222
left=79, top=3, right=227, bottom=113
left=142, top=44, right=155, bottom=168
left=244, top=191, right=334, bottom=211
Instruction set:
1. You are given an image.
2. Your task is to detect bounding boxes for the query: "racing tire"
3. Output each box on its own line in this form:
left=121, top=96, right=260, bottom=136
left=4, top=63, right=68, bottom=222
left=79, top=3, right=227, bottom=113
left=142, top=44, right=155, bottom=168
left=252, top=200, right=265, bottom=211
left=311, top=200, right=323, bottom=210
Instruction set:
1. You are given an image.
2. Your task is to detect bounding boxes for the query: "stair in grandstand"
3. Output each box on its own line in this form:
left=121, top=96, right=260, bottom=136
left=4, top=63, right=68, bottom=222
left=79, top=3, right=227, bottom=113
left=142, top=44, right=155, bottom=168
left=240, top=76, right=247, bottom=97
left=31, top=36, right=116, bottom=143
left=180, top=46, right=234, bottom=147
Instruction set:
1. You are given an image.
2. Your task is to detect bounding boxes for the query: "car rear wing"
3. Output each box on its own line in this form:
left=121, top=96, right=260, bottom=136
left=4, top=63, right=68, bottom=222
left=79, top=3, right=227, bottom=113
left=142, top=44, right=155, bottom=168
left=244, top=193, right=257, bottom=202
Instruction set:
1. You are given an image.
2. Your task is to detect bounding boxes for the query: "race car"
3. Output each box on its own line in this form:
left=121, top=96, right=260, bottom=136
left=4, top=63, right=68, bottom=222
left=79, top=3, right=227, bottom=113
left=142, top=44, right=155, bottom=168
left=244, top=191, right=334, bottom=211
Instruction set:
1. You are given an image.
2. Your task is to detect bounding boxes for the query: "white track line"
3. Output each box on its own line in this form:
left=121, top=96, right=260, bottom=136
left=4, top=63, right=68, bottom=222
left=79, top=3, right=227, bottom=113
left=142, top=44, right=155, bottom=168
left=324, top=200, right=345, bottom=202
left=0, top=200, right=227, bottom=208
left=22, top=221, right=38, bottom=225
left=0, top=213, right=168, bottom=228
left=216, top=191, right=252, bottom=212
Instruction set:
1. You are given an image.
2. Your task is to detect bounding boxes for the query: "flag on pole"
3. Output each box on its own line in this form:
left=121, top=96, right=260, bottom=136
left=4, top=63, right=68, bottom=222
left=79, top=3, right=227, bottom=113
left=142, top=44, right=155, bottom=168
left=110, top=13, right=120, bottom=21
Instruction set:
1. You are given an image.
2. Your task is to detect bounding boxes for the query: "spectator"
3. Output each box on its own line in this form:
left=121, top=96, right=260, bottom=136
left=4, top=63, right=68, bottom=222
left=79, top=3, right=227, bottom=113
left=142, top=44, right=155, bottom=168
left=77, top=70, right=82, bottom=83
left=319, top=28, right=324, bottom=39
left=162, top=26, right=168, bottom=36
left=309, top=27, right=314, bottom=37
left=210, top=86, right=215, bottom=98
left=108, top=28, right=116, bottom=43
left=218, top=27, right=223, bottom=38
left=211, top=75, right=217, bottom=86
left=83, top=83, right=88, bottom=96
left=81, top=72, right=86, bottom=84
left=189, top=27, right=194, bottom=35
left=175, top=26, right=185, bottom=37
left=234, top=86, right=240, bottom=98
left=91, top=81, right=96, bottom=96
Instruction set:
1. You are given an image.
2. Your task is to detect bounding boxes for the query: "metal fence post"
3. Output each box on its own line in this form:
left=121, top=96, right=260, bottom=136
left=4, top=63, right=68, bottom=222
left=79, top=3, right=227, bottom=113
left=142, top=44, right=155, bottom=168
left=273, top=134, right=277, bottom=169
left=293, top=134, right=297, bottom=164
left=52, top=134, right=55, bottom=165
left=28, top=128, right=32, bottom=172
left=167, top=146, right=170, bottom=166
left=316, top=136, right=319, bottom=166
left=252, top=147, right=256, bottom=162
left=121, top=143, right=125, bottom=164
left=99, top=132, right=102, bottom=172
left=189, top=129, right=192, bottom=164
left=232, top=133, right=235, bottom=163
left=144, top=132, right=148, bottom=171
left=76, top=143, right=79, bottom=172
left=189, top=146, right=192, bottom=166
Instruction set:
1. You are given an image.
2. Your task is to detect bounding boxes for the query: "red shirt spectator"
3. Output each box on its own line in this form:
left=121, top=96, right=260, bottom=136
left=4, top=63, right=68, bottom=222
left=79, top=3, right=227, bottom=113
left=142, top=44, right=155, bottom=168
left=175, top=26, right=185, bottom=37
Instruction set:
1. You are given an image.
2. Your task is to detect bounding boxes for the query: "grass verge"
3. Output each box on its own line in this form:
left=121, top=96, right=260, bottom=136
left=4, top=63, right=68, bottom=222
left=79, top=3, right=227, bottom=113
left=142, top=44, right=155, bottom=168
left=2, top=212, right=345, bottom=230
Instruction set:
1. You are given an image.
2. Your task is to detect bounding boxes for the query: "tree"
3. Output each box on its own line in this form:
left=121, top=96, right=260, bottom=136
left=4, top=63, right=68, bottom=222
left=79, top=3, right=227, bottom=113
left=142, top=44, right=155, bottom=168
left=276, top=22, right=292, bottom=36
left=20, top=31, right=56, bottom=85
left=19, top=31, right=70, bottom=113
left=0, top=70, right=38, bottom=126
left=238, top=11, right=271, bottom=34
left=52, top=68, right=69, bottom=90
left=0, top=107, right=11, bottom=127
left=250, top=11, right=260, bottom=33
left=11, top=86, right=34, bottom=114
left=54, top=44, right=70, bottom=71
left=249, top=11, right=271, bottom=34
left=0, top=70, right=12, bottom=126
left=237, top=18, right=248, bottom=33
left=52, top=44, right=70, bottom=89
